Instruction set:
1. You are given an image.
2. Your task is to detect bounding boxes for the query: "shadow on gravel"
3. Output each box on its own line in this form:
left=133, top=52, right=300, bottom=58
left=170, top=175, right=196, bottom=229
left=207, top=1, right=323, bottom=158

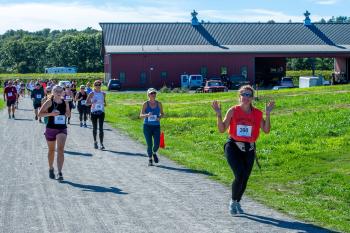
left=14, top=118, right=33, bottom=121
left=61, top=181, right=128, bottom=195
left=156, top=165, right=214, bottom=176
left=64, top=150, right=93, bottom=157
left=239, top=213, right=339, bottom=233
left=104, top=150, right=147, bottom=157
left=17, top=108, right=33, bottom=112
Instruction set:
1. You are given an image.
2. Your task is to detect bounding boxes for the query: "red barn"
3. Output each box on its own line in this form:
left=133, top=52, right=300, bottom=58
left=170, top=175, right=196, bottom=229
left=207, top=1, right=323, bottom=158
left=100, top=11, right=350, bottom=89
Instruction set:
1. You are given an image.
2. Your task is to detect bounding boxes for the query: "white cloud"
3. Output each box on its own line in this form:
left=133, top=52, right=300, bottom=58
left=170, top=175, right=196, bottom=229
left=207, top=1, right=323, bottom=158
left=0, top=3, right=333, bottom=34
left=313, top=0, right=338, bottom=5
left=0, top=2, right=189, bottom=33
left=200, top=9, right=328, bottom=23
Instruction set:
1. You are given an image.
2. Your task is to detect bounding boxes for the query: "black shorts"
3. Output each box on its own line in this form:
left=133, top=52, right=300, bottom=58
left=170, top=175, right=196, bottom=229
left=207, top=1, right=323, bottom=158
left=33, top=102, right=42, bottom=109
left=6, top=100, right=16, bottom=107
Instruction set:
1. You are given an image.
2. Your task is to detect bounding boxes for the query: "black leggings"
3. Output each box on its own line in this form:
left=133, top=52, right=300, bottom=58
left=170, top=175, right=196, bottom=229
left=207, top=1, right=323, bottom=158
left=224, top=140, right=255, bottom=202
left=78, top=106, right=88, bottom=122
left=91, top=112, right=105, bottom=143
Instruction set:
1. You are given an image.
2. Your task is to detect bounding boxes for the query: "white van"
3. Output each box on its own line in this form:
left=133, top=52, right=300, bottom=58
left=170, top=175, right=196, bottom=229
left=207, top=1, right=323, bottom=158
left=188, top=75, right=203, bottom=89
left=181, top=74, right=204, bottom=89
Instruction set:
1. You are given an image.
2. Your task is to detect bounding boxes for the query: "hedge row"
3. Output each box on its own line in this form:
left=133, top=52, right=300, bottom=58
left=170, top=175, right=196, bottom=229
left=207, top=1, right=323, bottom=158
left=286, top=70, right=333, bottom=78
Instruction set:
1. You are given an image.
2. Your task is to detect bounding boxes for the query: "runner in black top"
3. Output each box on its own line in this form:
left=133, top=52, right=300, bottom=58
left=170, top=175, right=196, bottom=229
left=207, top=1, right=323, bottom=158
left=38, top=85, right=71, bottom=181
left=31, top=82, right=45, bottom=122
left=75, top=85, right=88, bottom=127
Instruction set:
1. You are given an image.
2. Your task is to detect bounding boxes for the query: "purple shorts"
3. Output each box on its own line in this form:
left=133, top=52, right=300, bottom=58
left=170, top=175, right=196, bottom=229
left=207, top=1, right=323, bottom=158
left=44, top=128, right=67, bottom=141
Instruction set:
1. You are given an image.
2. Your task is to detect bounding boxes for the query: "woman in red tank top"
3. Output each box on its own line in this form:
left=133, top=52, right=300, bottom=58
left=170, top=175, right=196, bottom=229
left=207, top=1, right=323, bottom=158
left=211, top=85, right=275, bottom=215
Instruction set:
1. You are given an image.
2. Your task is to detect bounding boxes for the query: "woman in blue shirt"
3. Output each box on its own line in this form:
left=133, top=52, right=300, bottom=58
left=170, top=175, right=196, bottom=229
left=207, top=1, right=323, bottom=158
left=140, top=88, right=164, bottom=166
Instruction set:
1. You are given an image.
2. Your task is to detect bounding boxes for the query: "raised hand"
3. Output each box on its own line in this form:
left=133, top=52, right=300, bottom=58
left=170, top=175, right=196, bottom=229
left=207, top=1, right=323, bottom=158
left=211, top=100, right=221, bottom=114
left=266, top=101, right=275, bottom=114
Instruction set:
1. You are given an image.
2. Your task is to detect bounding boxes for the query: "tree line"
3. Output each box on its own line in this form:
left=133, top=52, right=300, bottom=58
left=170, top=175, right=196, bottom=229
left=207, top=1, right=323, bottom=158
left=0, top=27, right=103, bottom=73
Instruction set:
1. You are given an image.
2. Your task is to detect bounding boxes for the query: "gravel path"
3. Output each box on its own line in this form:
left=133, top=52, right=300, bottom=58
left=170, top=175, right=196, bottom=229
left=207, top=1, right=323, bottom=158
left=0, top=98, right=335, bottom=233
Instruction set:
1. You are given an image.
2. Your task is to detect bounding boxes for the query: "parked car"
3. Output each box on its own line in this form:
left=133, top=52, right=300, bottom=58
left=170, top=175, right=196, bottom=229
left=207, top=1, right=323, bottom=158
left=108, top=79, right=121, bottom=91
left=204, top=81, right=228, bottom=93
left=228, top=75, right=250, bottom=89
left=58, top=80, right=71, bottom=88
left=280, top=77, right=294, bottom=87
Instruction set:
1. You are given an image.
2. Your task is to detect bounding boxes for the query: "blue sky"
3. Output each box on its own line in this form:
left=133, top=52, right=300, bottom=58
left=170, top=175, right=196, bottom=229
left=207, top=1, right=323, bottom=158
left=0, top=0, right=348, bottom=34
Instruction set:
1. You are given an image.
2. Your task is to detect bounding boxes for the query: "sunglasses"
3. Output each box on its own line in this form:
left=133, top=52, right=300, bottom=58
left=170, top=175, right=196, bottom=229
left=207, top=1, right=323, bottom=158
left=240, top=92, right=253, bottom=98
left=149, top=92, right=156, bottom=95
left=94, top=83, right=101, bottom=86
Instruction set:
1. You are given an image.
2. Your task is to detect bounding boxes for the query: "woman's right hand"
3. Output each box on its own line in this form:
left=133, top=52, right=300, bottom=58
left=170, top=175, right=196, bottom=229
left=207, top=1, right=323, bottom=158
left=211, top=100, right=222, bottom=115
left=50, top=111, right=60, bottom=117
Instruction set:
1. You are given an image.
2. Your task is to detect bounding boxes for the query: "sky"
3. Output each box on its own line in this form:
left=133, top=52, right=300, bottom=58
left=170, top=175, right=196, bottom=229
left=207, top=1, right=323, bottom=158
left=0, top=0, right=348, bottom=34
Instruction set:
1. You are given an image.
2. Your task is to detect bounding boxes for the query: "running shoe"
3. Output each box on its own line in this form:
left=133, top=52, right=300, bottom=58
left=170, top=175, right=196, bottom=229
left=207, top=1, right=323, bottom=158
left=8, top=115, right=11, bottom=119
left=12, top=114, right=15, bottom=119
left=84, top=123, right=87, bottom=128
left=80, top=122, right=83, bottom=127
left=94, top=141, right=98, bottom=149
left=229, top=200, right=238, bottom=216
left=148, top=159, right=153, bottom=166
left=35, top=115, right=38, bottom=120
left=236, top=202, right=244, bottom=214
left=49, top=168, right=55, bottom=179
left=39, top=118, right=42, bottom=123
left=100, top=144, right=105, bottom=150
left=57, top=172, right=64, bottom=182
left=152, top=153, right=159, bottom=163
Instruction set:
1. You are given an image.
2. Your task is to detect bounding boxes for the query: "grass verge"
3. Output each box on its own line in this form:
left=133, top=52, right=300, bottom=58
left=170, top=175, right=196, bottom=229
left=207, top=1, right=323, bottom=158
left=105, top=85, right=350, bottom=232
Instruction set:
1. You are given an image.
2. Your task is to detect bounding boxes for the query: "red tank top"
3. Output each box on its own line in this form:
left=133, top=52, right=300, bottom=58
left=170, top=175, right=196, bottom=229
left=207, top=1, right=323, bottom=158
left=228, top=105, right=263, bottom=143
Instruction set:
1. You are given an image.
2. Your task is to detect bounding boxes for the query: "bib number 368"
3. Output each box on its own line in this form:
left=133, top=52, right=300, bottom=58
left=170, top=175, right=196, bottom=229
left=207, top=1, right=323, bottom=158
left=237, top=125, right=252, bottom=137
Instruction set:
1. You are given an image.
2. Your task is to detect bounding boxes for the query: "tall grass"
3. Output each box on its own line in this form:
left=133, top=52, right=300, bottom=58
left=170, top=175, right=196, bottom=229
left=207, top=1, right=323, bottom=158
left=105, top=85, right=350, bottom=233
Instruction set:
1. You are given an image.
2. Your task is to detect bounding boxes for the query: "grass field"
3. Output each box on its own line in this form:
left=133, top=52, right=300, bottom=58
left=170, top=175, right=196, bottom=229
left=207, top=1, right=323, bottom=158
left=105, top=85, right=350, bottom=233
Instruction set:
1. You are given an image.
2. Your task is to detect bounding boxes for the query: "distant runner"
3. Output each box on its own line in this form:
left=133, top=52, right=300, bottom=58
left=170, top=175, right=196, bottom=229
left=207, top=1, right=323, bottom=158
left=3, top=80, right=18, bottom=119
left=212, top=85, right=274, bottom=216
left=64, top=84, right=75, bottom=124
left=38, top=85, right=71, bottom=181
left=139, top=88, right=164, bottom=166
left=31, top=82, right=45, bottom=122
left=75, top=85, right=88, bottom=127
left=86, top=80, right=106, bottom=150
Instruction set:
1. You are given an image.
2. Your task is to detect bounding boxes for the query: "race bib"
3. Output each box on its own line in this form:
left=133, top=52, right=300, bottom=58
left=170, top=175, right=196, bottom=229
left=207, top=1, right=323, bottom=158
left=237, top=125, right=252, bottom=137
left=65, top=96, right=72, bottom=101
left=36, top=94, right=42, bottom=99
left=54, top=115, right=66, bottom=125
left=148, top=115, right=157, bottom=122
left=81, top=100, right=86, bottom=105
left=95, top=104, right=103, bottom=111
left=7, top=92, right=13, bottom=97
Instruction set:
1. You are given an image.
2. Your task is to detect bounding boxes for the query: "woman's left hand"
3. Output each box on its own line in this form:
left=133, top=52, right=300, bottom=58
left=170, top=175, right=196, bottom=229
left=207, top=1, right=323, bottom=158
left=266, top=101, right=275, bottom=114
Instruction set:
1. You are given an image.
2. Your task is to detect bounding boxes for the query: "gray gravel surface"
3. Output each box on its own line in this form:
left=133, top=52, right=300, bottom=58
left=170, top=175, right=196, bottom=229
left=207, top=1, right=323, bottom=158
left=0, top=98, right=336, bottom=233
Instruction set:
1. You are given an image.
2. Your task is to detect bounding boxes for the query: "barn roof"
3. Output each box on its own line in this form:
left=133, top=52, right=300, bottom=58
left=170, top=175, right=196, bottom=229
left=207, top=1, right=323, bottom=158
left=99, top=22, right=350, bottom=54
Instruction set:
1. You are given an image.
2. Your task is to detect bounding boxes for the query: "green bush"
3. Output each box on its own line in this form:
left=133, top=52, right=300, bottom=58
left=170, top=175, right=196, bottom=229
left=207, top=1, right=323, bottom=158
left=159, top=86, right=172, bottom=93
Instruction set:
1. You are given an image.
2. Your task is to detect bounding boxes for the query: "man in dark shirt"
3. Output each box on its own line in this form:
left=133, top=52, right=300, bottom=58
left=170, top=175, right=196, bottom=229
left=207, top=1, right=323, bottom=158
left=31, top=82, right=45, bottom=122
left=3, top=80, right=18, bottom=119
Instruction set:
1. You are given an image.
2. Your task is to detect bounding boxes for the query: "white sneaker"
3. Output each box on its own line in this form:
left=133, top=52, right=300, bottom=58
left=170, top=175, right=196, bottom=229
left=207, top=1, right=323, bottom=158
left=229, top=200, right=238, bottom=216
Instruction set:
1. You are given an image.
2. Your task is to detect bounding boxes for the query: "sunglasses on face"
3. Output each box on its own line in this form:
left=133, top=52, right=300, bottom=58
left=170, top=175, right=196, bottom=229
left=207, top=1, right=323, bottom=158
left=240, top=92, right=253, bottom=98
left=94, top=83, right=101, bottom=87
left=149, top=92, right=156, bottom=95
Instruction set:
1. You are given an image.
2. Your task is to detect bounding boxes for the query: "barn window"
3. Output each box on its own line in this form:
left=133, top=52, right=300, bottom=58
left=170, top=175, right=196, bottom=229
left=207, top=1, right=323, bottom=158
left=161, top=71, right=167, bottom=79
left=240, top=66, right=248, bottom=78
left=200, top=67, right=207, bottom=79
left=119, top=72, right=126, bottom=83
left=220, top=66, right=227, bottom=75
left=140, top=72, right=146, bottom=84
